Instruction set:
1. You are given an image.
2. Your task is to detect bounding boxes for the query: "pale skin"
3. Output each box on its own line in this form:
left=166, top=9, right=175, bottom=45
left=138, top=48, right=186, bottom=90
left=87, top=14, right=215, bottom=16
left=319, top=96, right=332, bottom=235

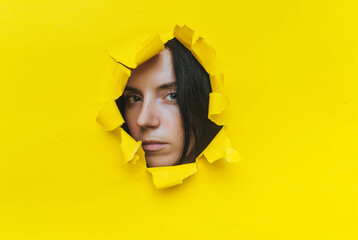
left=122, top=49, right=194, bottom=167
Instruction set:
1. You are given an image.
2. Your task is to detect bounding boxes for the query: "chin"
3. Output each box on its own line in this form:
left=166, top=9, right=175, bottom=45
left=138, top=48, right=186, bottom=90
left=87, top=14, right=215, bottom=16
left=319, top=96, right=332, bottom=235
left=146, top=156, right=178, bottom=168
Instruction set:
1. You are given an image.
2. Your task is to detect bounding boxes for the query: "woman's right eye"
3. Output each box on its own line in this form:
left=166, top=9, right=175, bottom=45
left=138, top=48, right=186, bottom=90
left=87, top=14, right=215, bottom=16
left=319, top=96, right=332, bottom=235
left=126, top=95, right=142, bottom=104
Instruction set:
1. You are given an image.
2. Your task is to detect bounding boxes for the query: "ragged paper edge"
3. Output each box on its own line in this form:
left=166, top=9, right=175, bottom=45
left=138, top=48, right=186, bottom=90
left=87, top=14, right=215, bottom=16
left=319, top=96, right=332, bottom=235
left=97, top=24, right=240, bottom=189
left=96, top=62, right=130, bottom=131
left=197, top=127, right=241, bottom=164
left=174, top=25, right=230, bottom=125
left=109, top=33, right=165, bottom=69
left=147, top=163, right=197, bottom=189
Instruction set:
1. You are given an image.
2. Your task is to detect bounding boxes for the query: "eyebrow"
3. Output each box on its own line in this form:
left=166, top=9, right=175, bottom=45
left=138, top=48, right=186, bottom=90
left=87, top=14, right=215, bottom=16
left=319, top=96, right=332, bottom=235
left=157, top=81, right=177, bottom=90
left=123, top=86, right=141, bottom=93
left=124, top=81, right=177, bottom=93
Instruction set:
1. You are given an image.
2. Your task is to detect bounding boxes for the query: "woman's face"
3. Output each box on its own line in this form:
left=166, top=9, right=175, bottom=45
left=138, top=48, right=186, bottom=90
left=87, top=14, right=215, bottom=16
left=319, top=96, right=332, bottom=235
left=122, top=49, right=193, bottom=167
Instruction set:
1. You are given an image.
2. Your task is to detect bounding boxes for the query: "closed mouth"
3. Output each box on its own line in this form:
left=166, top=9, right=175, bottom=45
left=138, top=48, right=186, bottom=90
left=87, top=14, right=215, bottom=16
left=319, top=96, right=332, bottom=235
left=141, top=141, right=168, bottom=152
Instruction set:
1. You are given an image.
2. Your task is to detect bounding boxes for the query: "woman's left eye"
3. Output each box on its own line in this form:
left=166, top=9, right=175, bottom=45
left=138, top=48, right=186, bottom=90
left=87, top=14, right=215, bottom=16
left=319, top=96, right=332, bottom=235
left=165, top=92, right=177, bottom=101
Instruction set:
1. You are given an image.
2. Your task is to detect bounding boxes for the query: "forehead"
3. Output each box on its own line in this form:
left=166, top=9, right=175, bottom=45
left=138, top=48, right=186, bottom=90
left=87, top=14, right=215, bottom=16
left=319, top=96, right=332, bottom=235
left=126, top=49, right=176, bottom=87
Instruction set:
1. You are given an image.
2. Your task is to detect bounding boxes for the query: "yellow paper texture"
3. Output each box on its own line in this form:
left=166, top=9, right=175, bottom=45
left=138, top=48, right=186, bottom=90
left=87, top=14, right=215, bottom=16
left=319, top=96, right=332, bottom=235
left=191, top=37, right=217, bottom=75
left=119, top=129, right=144, bottom=164
left=147, top=163, right=197, bottom=189
left=174, top=25, right=219, bottom=75
left=209, top=73, right=224, bottom=92
left=96, top=100, right=124, bottom=131
left=208, top=92, right=229, bottom=116
left=135, top=34, right=165, bottom=66
left=3, top=2, right=357, bottom=239
left=173, top=25, right=194, bottom=50
left=197, top=127, right=240, bottom=164
left=108, top=62, right=131, bottom=100
left=109, top=34, right=164, bottom=69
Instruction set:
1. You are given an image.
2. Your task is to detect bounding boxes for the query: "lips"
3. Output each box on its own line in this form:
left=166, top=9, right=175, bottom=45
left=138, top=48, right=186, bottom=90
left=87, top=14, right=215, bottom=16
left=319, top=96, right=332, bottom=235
left=141, top=141, right=168, bottom=152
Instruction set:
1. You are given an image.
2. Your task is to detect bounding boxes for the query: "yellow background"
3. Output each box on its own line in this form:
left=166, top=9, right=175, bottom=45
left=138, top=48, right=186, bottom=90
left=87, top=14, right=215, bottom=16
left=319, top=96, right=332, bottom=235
left=1, top=0, right=357, bottom=239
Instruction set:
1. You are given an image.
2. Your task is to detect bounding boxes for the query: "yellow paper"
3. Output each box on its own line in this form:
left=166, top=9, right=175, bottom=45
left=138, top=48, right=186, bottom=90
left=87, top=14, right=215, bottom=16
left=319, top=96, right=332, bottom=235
left=197, top=127, right=241, bottom=164
left=108, top=62, right=131, bottom=100
left=208, top=92, right=229, bottom=115
left=135, top=34, right=165, bottom=66
left=3, top=2, right=357, bottom=239
left=96, top=100, right=124, bottom=131
left=109, top=34, right=164, bottom=69
left=173, top=24, right=194, bottom=50
left=119, top=129, right=144, bottom=164
left=147, top=163, right=197, bottom=189
left=209, top=73, right=224, bottom=92
left=191, top=37, right=217, bottom=75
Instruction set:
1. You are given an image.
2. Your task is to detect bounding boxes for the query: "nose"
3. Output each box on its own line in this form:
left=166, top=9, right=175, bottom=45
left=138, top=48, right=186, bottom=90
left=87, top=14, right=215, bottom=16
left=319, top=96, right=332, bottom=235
left=136, top=99, right=160, bottom=128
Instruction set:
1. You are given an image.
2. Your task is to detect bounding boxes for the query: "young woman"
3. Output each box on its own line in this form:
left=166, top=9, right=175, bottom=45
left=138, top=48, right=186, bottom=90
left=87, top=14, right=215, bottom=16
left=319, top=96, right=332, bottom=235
left=116, top=38, right=221, bottom=167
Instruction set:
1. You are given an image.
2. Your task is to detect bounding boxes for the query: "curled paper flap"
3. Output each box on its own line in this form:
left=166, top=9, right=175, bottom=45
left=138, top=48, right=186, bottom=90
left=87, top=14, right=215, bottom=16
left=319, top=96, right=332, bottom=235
left=107, top=62, right=131, bottom=100
left=135, top=34, right=165, bottom=66
left=209, top=73, right=224, bottom=93
left=198, top=128, right=241, bottom=164
left=109, top=37, right=140, bottom=68
left=96, top=100, right=124, bottom=131
left=109, top=34, right=164, bottom=69
left=191, top=37, right=217, bottom=75
left=210, top=73, right=224, bottom=92
left=174, top=25, right=218, bottom=75
left=147, top=163, right=197, bottom=189
left=119, top=129, right=144, bottom=164
left=208, top=92, right=229, bottom=116
left=173, top=25, right=194, bottom=50
left=159, top=31, right=174, bottom=46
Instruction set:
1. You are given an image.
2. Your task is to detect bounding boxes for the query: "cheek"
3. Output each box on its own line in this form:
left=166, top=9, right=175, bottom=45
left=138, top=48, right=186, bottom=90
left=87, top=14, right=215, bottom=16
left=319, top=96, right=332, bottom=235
left=162, top=106, right=184, bottom=143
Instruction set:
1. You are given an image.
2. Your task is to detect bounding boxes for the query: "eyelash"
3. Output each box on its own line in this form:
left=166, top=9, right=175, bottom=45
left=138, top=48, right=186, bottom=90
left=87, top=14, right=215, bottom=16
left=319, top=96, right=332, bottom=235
left=124, top=92, right=177, bottom=105
left=165, top=92, right=177, bottom=102
left=125, top=95, right=142, bottom=104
